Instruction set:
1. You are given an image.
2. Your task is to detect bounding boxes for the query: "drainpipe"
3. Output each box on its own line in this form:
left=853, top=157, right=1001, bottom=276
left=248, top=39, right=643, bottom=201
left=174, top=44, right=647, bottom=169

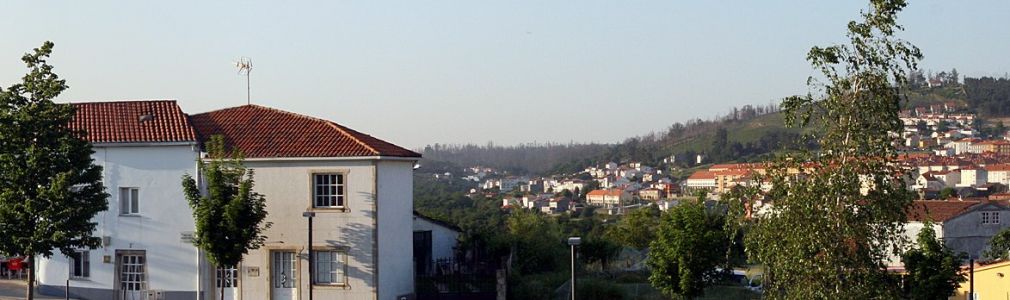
left=969, top=258, right=974, bottom=300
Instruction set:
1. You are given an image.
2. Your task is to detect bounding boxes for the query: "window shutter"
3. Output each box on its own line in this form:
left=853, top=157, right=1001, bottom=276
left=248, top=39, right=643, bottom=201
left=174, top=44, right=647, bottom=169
left=131, top=189, right=139, bottom=214
left=83, top=252, right=90, bottom=277
left=120, top=188, right=129, bottom=214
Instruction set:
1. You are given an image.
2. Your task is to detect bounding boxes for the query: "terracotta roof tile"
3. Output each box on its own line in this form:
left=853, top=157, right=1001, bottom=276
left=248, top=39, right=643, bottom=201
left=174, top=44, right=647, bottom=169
left=69, top=100, right=197, bottom=143
left=688, top=171, right=717, bottom=180
left=587, top=189, right=625, bottom=197
left=907, top=200, right=982, bottom=222
left=189, top=105, right=419, bottom=158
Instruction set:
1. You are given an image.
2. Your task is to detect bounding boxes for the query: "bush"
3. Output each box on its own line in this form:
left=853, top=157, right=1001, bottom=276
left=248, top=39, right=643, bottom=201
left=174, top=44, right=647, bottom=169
left=577, top=278, right=624, bottom=300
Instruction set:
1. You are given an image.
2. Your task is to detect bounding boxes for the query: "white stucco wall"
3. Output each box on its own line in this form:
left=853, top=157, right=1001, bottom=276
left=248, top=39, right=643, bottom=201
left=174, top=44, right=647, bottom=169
left=377, top=160, right=415, bottom=300
left=236, top=158, right=415, bottom=300
left=888, top=221, right=945, bottom=267
left=38, top=144, right=203, bottom=296
left=412, top=217, right=460, bottom=261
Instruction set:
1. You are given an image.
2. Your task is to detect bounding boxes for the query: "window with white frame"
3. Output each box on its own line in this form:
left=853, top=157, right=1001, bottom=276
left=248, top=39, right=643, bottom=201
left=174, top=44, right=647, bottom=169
left=313, top=174, right=345, bottom=208
left=68, top=250, right=89, bottom=278
left=982, top=211, right=1001, bottom=225
left=216, top=266, right=239, bottom=288
left=119, top=187, right=139, bottom=215
left=313, top=250, right=347, bottom=285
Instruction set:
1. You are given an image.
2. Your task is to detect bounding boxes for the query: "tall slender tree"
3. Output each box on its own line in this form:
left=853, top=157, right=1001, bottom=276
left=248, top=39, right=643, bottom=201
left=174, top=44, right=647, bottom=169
left=182, top=135, right=270, bottom=300
left=0, top=42, right=109, bottom=300
left=647, top=200, right=730, bottom=299
left=730, top=0, right=922, bottom=298
left=901, top=223, right=965, bottom=299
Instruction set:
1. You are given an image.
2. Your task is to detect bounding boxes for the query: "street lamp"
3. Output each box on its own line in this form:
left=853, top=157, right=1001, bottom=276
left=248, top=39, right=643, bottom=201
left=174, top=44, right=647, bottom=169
left=567, top=237, right=581, bottom=300
left=303, top=211, right=316, bottom=300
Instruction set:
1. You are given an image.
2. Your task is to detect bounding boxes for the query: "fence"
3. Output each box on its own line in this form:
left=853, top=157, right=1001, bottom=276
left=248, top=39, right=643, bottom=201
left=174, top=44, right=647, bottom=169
left=416, top=258, right=499, bottom=300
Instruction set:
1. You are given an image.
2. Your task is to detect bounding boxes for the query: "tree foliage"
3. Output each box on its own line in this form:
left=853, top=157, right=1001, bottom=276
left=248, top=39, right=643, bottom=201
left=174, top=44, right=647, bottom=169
left=0, top=42, right=109, bottom=300
left=964, top=76, right=1010, bottom=117
left=985, top=227, right=1010, bottom=260
left=901, top=223, right=966, bottom=300
left=732, top=0, right=921, bottom=298
left=606, top=204, right=661, bottom=249
left=182, top=135, right=271, bottom=270
left=647, top=201, right=730, bottom=299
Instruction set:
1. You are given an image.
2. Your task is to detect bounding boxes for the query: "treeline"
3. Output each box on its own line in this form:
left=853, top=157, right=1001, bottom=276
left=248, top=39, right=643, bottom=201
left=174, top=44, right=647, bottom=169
left=420, top=102, right=783, bottom=175
left=964, top=76, right=1010, bottom=117
left=420, top=142, right=611, bottom=175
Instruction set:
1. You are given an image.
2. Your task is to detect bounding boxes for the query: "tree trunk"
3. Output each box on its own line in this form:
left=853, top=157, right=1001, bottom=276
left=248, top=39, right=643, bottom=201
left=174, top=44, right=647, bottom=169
left=26, top=254, right=34, bottom=300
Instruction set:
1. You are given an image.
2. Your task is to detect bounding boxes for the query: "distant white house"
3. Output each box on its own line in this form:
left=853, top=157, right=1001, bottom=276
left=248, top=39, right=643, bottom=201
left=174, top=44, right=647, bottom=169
left=412, top=213, right=460, bottom=275
left=586, top=189, right=631, bottom=208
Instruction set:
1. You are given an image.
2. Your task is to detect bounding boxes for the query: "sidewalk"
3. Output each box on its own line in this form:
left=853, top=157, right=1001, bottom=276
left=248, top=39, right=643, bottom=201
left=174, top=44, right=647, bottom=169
left=0, top=280, right=73, bottom=300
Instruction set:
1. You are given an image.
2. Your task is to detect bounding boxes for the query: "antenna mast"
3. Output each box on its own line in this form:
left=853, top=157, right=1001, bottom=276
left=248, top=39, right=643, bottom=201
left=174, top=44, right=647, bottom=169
left=235, top=57, right=252, bottom=105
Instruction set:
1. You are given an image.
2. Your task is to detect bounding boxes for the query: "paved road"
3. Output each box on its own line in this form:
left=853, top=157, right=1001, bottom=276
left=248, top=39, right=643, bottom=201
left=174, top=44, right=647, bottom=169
left=0, top=280, right=74, bottom=300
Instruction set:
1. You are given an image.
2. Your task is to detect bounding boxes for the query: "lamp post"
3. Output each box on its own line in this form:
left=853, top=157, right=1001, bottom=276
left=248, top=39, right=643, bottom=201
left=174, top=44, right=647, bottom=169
left=567, top=237, right=581, bottom=300
left=303, top=211, right=316, bottom=300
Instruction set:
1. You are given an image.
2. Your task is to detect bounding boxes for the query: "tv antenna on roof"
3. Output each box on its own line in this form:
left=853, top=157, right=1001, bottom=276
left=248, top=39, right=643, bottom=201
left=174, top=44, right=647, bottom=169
left=235, top=57, right=252, bottom=105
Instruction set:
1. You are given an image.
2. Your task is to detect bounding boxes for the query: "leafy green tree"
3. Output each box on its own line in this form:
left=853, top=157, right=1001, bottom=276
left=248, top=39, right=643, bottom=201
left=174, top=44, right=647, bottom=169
left=579, top=231, right=621, bottom=272
left=994, top=121, right=1007, bottom=138
left=939, top=187, right=956, bottom=199
left=915, top=120, right=929, bottom=133
left=901, top=223, right=966, bottom=299
left=735, top=0, right=922, bottom=298
left=0, top=42, right=109, bottom=300
left=182, top=135, right=271, bottom=300
left=506, top=209, right=564, bottom=274
left=647, top=201, right=729, bottom=299
left=606, top=204, right=661, bottom=249
left=985, top=228, right=1010, bottom=260
left=937, top=120, right=950, bottom=133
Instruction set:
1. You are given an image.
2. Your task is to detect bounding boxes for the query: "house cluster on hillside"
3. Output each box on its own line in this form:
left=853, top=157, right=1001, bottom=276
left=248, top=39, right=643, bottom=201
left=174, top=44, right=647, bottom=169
left=484, top=160, right=686, bottom=215
left=36, top=100, right=436, bottom=300
left=686, top=104, right=1010, bottom=201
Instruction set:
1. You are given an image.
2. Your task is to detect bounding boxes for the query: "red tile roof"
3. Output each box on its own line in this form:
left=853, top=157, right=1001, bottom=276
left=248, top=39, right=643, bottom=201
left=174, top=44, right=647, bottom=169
left=587, top=189, right=625, bottom=197
left=907, top=200, right=982, bottom=222
left=70, top=100, right=197, bottom=143
left=688, top=170, right=717, bottom=180
left=189, top=105, right=420, bottom=158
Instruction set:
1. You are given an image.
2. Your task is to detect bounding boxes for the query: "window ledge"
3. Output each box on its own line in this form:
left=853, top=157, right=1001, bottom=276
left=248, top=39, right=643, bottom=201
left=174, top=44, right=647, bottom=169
left=69, top=277, right=92, bottom=282
left=118, top=214, right=142, bottom=218
left=312, top=283, right=349, bottom=289
left=310, top=207, right=349, bottom=213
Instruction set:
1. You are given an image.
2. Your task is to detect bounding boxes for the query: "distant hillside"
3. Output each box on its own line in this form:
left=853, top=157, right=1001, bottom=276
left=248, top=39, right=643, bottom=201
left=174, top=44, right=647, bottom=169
left=420, top=103, right=800, bottom=175
left=419, top=81, right=1008, bottom=177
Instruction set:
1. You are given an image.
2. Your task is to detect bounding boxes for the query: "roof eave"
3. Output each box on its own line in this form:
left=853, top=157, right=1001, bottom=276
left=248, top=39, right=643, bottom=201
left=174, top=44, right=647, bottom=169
left=240, top=155, right=421, bottom=162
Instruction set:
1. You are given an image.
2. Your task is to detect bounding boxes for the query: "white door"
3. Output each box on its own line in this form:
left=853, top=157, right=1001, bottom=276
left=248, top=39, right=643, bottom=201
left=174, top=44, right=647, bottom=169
left=216, top=266, right=239, bottom=300
left=271, top=251, right=297, bottom=300
left=117, top=251, right=147, bottom=300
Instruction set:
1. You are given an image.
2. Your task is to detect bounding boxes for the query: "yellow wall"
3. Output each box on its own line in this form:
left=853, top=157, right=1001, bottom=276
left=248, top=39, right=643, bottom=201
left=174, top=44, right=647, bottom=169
left=952, top=261, right=1010, bottom=300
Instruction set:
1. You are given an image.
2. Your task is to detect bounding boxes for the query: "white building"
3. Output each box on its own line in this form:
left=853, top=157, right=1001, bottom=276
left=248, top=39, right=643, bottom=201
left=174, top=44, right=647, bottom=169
left=988, top=164, right=1010, bottom=186
left=189, top=105, right=420, bottom=300
left=586, top=189, right=631, bottom=208
left=42, top=102, right=421, bottom=300
left=412, top=213, right=460, bottom=275
left=40, top=101, right=205, bottom=300
left=959, top=167, right=988, bottom=188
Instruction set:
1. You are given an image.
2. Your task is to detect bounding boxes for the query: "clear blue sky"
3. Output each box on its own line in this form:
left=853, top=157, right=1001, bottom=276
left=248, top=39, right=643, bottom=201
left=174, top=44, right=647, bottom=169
left=1, top=1, right=1008, bottom=149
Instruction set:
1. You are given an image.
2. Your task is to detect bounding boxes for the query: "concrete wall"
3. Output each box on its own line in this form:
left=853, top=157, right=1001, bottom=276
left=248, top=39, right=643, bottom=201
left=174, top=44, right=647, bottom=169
left=38, top=144, right=204, bottom=299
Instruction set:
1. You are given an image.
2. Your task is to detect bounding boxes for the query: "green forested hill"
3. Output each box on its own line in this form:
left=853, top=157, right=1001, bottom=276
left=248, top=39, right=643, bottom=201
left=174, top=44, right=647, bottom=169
left=419, top=81, right=1009, bottom=176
